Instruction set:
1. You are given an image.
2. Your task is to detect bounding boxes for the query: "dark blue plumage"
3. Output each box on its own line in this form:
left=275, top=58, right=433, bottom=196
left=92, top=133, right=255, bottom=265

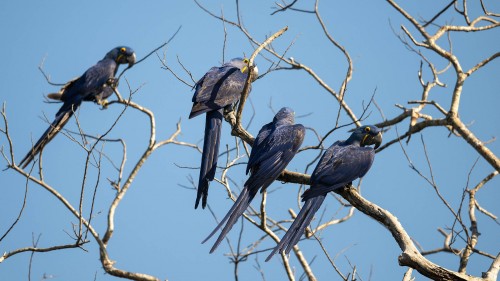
left=202, top=107, right=305, bottom=252
left=19, top=47, right=136, bottom=169
left=190, top=58, right=258, bottom=209
left=266, top=125, right=382, bottom=261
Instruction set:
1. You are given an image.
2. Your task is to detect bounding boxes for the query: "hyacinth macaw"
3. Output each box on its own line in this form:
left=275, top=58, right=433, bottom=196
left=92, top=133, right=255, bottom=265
left=189, top=57, right=259, bottom=209
left=19, top=46, right=136, bottom=168
left=203, top=107, right=305, bottom=252
left=266, top=125, right=382, bottom=261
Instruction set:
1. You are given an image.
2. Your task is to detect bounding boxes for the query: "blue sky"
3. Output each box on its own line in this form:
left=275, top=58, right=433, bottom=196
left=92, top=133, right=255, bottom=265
left=1, top=1, right=499, bottom=280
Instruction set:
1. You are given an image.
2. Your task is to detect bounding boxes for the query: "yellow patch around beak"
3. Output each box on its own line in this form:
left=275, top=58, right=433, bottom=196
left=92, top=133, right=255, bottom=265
left=362, top=134, right=370, bottom=146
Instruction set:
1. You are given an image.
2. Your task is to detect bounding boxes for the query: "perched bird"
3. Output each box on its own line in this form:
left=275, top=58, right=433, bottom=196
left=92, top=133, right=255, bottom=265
left=265, top=125, right=382, bottom=261
left=202, top=107, right=306, bottom=252
left=189, top=57, right=258, bottom=209
left=19, top=46, right=136, bottom=169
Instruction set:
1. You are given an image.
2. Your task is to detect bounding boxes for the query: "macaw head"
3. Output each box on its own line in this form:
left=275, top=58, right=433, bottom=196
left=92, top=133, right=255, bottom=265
left=348, top=125, right=382, bottom=149
left=227, top=57, right=259, bottom=82
left=273, top=107, right=295, bottom=124
left=105, top=46, right=136, bottom=68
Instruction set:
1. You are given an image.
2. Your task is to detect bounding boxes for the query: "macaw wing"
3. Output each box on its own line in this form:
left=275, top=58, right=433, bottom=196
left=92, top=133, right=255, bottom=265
left=304, top=144, right=374, bottom=200
left=250, top=125, right=305, bottom=170
left=46, top=77, right=80, bottom=101
left=246, top=125, right=305, bottom=189
left=192, top=65, right=247, bottom=106
left=192, top=66, right=221, bottom=102
left=308, top=141, right=340, bottom=183
left=246, top=121, right=273, bottom=174
left=79, top=61, right=115, bottom=101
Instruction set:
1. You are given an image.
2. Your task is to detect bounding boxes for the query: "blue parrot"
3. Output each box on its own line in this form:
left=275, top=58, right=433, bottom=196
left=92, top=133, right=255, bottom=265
left=189, top=57, right=259, bottom=209
left=19, top=47, right=136, bottom=169
left=265, top=125, right=382, bottom=261
left=202, top=107, right=306, bottom=252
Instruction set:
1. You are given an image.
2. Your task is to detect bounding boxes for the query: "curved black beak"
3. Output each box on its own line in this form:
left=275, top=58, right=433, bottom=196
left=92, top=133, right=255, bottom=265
left=251, top=65, right=259, bottom=82
left=362, top=132, right=382, bottom=149
left=372, top=132, right=382, bottom=149
left=127, top=53, right=136, bottom=68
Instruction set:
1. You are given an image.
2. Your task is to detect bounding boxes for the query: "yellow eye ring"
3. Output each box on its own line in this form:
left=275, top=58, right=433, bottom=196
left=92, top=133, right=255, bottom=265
left=243, top=58, right=249, bottom=64
left=120, top=47, right=126, bottom=53
left=364, top=126, right=371, bottom=132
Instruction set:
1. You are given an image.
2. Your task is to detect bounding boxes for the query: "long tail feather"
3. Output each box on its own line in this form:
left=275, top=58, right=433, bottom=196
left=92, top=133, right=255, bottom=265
left=195, top=110, right=223, bottom=209
left=265, top=195, right=326, bottom=262
left=203, top=185, right=259, bottom=252
left=201, top=188, right=249, bottom=244
left=19, top=107, right=76, bottom=169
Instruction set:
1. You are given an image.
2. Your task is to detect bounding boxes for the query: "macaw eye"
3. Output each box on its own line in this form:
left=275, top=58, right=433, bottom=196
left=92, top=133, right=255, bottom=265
left=364, top=126, right=371, bottom=132
left=120, top=47, right=126, bottom=53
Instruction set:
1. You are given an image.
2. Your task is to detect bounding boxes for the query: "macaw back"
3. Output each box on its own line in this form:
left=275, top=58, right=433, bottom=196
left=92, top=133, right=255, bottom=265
left=56, top=59, right=117, bottom=105
left=189, top=65, right=250, bottom=119
left=304, top=141, right=375, bottom=200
